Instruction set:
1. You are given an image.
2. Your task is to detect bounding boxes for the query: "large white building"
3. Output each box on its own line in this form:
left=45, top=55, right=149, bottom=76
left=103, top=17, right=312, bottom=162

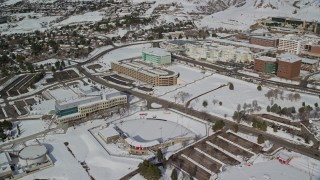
left=56, top=92, right=127, bottom=123
left=278, top=34, right=320, bottom=55
left=186, top=42, right=254, bottom=63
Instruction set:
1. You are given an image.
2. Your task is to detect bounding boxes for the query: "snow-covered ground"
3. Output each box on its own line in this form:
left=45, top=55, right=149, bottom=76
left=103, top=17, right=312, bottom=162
left=0, top=13, right=60, bottom=35
left=55, top=11, right=104, bottom=26
left=21, top=119, right=141, bottom=180
left=219, top=159, right=313, bottom=180
left=196, top=0, right=320, bottom=30
left=34, top=58, right=77, bottom=67
left=96, top=43, right=152, bottom=67
left=156, top=64, right=318, bottom=119
left=0, top=120, right=49, bottom=145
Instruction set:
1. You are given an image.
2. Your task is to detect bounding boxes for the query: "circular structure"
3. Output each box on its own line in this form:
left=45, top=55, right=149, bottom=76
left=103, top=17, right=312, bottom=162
left=116, top=118, right=196, bottom=152
left=19, top=145, right=48, bottom=166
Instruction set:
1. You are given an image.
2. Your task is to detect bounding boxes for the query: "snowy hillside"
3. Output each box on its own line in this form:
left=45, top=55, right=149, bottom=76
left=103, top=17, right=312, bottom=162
left=196, top=0, right=320, bottom=29
left=133, top=0, right=320, bottom=30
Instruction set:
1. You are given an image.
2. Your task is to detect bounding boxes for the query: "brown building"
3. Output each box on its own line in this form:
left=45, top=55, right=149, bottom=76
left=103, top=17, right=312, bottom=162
left=254, top=54, right=302, bottom=79
left=254, top=56, right=277, bottom=74
left=311, top=45, right=320, bottom=54
left=276, top=54, right=301, bottom=79
left=249, top=36, right=279, bottom=47
left=111, top=60, right=178, bottom=86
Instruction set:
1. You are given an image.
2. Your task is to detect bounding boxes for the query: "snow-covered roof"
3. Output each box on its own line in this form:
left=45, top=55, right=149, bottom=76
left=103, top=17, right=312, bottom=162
left=19, top=145, right=47, bottom=160
left=99, top=124, right=119, bottom=138
left=301, top=57, right=318, bottom=65
left=211, top=38, right=275, bottom=50
left=124, top=137, right=160, bottom=148
left=255, top=56, right=277, bottom=62
left=277, top=53, right=301, bottom=63
left=55, top=95, right=101, bottom=110
left=251, top=36, right=277, bottom=41
left=142, top=48, right=171, bottom=57
left=114, top=60, right=177, bottom=77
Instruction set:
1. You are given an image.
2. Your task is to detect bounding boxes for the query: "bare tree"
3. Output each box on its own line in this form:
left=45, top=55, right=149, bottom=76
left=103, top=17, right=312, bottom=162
left=237, top=104, right=241, bottom=112
left=212, top=99, right=218, bottom=105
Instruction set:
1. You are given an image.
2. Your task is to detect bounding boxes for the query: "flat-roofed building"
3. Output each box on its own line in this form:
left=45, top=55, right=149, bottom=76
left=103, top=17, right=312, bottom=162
left=111, top=60, right=178, bottom=86
left=142, top=48, right=171, bottom=65
left=249, top=36, right=279, bottom=47
left=254, top=56, right=278, bottom=74
left=276, top=53, right=301, bottom=79
left=56, top=92, right=127, bottom=123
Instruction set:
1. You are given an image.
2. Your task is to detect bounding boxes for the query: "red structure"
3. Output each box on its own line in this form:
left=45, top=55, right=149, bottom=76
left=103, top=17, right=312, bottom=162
left=249, top=36, right=279, bottom=47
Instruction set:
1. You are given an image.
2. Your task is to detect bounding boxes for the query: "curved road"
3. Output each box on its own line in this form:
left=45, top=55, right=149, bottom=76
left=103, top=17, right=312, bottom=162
left=78, top=65, right=320, bottom=161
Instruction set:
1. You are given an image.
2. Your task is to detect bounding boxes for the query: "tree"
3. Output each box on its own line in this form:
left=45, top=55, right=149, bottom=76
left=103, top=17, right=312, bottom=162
left=171, top=168, right=178, bottom=180
left=212, top=120, right=225, bottom=132
left=257, top=134, right=265, bottom=144
left=219, top=101, right=222, bottom=106
left=212, top=99, right=218, bottom=105
left=138, top=160, right=161, bottom=180
left=232, top=124, right=238, bottom=133
left=202, top=100, right=208, bottom=108
left=178, top=34, right=183, bottom=39
left=51, top=66, right=56, bottom=72
left=257, top=85, right=262, bottom=91
left=229, top=82, right=234, bottom=90
left=315, top=103, right=318, bottom=108
left=61, top=61, right=66, bottom=68
left=157, top=149, right=164, bottom=162
left=272, top=124, right=278, bottom=132
left=266, top=105, right=271, bottom=112
left=302, top=102, right=305, bottom=107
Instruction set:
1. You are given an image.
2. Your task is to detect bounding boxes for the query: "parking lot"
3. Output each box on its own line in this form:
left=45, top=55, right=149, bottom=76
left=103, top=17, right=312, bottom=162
left=220, top=133, right=263, bottom=154
left=170, top=132, right=262, bottom=179
left=0, top=75, right=27, bottom=97
left=15, top=100, right=28, bottom=116
left=0, top=108, right=6, bottom=119
left=25, top=98, right=36, bottom=106
left=3, top=105, right=18, bottom=117
left=47, top=70, right=79, bottom=83
left=102, top=74, right=153, bottom=92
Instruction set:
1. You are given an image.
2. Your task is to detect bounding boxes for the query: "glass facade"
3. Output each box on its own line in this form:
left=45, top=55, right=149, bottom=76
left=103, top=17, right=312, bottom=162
left=56, top=107, right=78, bottom=117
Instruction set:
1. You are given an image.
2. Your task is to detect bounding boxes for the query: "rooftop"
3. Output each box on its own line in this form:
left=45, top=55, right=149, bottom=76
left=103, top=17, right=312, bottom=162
left=142, top=48, right=171, bottom=57
left=251, top=36, right=277, bottom=41
left=114, top=60, right=177, bottom=77
left=210, top=38, right=276, bottom=51
left=19, top=145, right=47, bottom=160
left=277, top=53, right=301, bottom=63
left=99, top=124, right=119, bottom=138
left=125, top=137, right=160, bottom=148
left=256, top=56, right=277, bottom=62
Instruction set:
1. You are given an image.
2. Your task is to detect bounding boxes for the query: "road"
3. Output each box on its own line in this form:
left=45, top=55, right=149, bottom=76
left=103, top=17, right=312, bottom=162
left=1, top=41, right=319, bottom=160
left=173, top=54, right=320, bottom=95
left=0, top=123, right=67, bottom=149
left=77, top=65, right=320, bottom=161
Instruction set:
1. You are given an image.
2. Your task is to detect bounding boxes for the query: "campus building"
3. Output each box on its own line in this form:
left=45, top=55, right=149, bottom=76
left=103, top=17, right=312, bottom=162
left=142, top=48, right=171, bottom=65
left=278, top=35, right=307, bottom=54
left=56, top=92, right=128, bottom=123
left=254, top=54, right=301, bottom=79
left=277, top=54, right=301, bottom=79
left=111, top=60, right=178, bottom=86
left=186, top=42, right=254, bottom=63
left=249, top=36, right=279, bottom=47
left=254, top=56, right=278, bottom=74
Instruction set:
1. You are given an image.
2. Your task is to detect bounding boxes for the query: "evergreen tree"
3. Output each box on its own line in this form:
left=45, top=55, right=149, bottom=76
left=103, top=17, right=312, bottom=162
left=157, top=149, right=164, bottom=162
left=171, top=168, right=178, bottom=180
left=257, top=134, right=264, bottom=144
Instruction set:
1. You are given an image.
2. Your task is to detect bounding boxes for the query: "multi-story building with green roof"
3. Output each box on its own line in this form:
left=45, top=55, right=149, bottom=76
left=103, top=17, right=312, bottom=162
left=142, top=48, right=171, bottom=65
